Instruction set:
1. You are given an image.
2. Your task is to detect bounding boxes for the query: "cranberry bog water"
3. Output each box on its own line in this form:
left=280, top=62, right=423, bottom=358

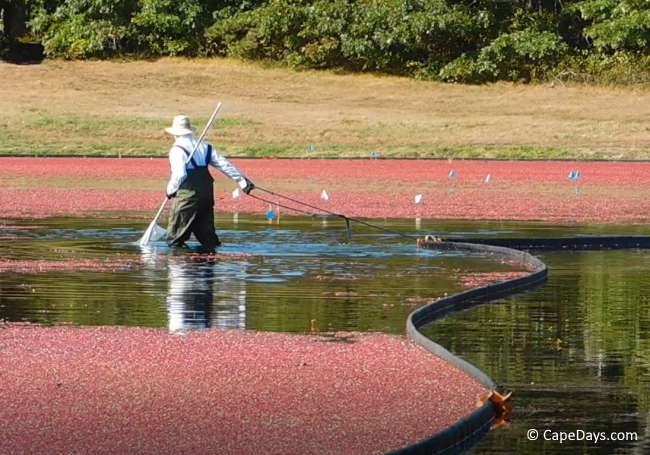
left=3, top=156, right=650, bottom=453
left=2, top=229, right=650, bottom=451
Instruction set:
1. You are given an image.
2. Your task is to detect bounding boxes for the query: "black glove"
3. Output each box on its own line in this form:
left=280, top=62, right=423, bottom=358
left=242, top=178, right=255, bottom=195
left=166, top=191, right=177, bottom=200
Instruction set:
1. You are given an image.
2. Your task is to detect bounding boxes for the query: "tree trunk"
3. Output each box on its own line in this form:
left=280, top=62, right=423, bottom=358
left=3, top=1, right=27, bottom=39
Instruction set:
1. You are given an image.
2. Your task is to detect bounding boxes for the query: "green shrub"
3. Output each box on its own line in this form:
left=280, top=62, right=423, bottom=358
left=340, top=0, right=492, bottom=73
left=554, top=51, right=650, bottom=84
left=437, top=53, right=481, bottom=83
left=577, top=0, right=650, bottom=52
left=441, top=29, right=568, bottom=82
left=204, top=10, right=257, bottom=58
left=131, top=0, right=209, bottom=56
left=289, top=0, right=350, bottom=68
left=207, top=0, right=492, bottom=74
left=14, top=0, right=650, bottom=85
left=30, top=0, right=137, bottom=58
left=207, top=0, right=350, bottom=68
left=205, top=0, right=308, bottom=60
left=337, top=0, right=403, bottom=71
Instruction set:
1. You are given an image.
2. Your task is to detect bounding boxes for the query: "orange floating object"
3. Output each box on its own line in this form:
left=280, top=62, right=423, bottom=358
left=477, top=390, right=513, bottom=430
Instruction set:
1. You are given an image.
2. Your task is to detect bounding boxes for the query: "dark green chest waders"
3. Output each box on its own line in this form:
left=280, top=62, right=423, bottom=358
left=166, top=145, right=221, bottom=251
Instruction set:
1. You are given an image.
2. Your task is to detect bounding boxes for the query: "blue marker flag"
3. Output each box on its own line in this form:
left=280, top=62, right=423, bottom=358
left=568, top=170, right=582, bottom=180
left=266, top=209, right=275, bottom=220
left=448, top=170, right=456, bottom=178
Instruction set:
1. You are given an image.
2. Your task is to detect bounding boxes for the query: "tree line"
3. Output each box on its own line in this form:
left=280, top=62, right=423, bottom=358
left=1, top=0, right=648, bottom=83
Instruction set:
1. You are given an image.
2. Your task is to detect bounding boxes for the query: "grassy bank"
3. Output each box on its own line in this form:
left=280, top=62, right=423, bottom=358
left=1, top=58, right=649, bottom=160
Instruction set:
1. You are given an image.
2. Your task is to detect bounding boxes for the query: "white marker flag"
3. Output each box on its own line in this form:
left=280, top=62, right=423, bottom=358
left=321, top=190, right=329, bottom=201
left=232, top=188, right=240, bottom=199
left=414, top=194, right=423, bottom=204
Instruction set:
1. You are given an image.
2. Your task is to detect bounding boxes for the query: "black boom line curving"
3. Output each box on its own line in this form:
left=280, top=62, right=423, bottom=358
left=391, top=235, right=650, bottom=455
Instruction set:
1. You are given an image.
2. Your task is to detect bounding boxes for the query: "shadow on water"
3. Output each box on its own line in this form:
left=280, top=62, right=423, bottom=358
left=2, top=215, right=650, bottom=453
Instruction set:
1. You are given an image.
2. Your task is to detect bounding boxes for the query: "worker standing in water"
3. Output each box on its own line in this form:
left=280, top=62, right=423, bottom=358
left=164, top=115, right=254, bottom=252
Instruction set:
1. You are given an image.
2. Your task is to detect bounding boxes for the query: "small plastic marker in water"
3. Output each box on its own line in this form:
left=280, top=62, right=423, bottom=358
left=232, top=188, right=240, bottom=199
left=320, top=190, right=329, bottom=201
left=414, top=194, right=423, bottom=204
left=568, top=170, right=581, bottom=181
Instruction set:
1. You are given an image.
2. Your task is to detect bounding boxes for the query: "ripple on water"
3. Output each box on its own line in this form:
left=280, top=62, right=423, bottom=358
left=0, top=216, right=522, bottom=333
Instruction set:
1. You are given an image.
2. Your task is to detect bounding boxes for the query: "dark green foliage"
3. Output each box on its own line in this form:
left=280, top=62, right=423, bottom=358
left=205, top=0, right=309, bottom=61
left=290, top=0, right=351, bottom=68
left=10, top=0, right=650, bottom=83
left=341, top=0, right=492, bottom=73
left=131, top=0, right=209, bottom=56
left=577, top=0, right=650, bottom=52
left=28, top=0, right=137, bottom=58
left=206, top=0, right=493, bottom=74
left=0, top=33, right=9, bottom=59
left=339, top=0, right=406, bottom=71
left=441, top=29, right=568, bottom=82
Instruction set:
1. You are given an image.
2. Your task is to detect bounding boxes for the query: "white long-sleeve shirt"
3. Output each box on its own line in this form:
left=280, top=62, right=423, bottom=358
left=166, top=135, right=248, bottom=196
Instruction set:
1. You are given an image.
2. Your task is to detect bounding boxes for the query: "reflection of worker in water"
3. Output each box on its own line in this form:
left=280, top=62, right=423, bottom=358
left=164, top=115, right=254, bottom=252
left=166, top=255, right=247, bottom=331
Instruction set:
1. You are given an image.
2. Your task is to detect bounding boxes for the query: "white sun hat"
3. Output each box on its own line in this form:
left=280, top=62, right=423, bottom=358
left=165, top=115, right=197, bottom=136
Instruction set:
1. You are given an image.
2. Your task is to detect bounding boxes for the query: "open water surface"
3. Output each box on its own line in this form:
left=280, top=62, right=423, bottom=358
left=2, top=215, right=650, bottom=454
left=0, top=215, right=521, bottom=333
left=436, top=248, right=650, bottom=454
